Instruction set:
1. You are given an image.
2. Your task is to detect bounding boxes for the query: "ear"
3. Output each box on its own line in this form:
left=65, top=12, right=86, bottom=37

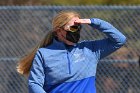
left=53, top=28, right=63, bottom=37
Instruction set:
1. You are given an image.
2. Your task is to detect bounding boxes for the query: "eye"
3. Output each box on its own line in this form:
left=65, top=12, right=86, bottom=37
left=71, top=25, right=79, bottom=29
left=69, top=25, right=82, bottom=32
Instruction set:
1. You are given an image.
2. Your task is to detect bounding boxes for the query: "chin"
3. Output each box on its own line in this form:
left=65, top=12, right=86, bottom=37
left=65, top=40, right=76, bottom=46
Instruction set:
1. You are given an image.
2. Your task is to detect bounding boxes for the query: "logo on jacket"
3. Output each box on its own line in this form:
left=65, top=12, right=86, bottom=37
left=73, top=53, right=85, bottom=63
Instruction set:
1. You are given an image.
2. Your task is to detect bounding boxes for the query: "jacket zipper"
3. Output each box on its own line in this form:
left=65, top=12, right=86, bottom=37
left=67, top=52, right=71, bottom=74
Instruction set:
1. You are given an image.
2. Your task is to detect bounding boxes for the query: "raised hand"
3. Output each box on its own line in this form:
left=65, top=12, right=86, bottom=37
left=74, top=19, right=91, bottom=24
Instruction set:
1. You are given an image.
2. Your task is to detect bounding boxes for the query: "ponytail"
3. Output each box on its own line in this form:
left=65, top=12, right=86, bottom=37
left=16, top=31, right=54, bottom=76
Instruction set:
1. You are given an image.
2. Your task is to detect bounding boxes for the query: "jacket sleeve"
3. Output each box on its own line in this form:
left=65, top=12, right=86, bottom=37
left=28, top=50, right=46, bottom=93
left=85, top=18, right=127, bottom=59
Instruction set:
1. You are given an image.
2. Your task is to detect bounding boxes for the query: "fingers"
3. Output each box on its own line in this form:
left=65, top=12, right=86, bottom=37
left=74, top=19, right=91, bottom=24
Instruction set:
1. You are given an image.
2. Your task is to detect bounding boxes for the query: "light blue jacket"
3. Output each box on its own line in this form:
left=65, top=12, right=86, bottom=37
left=28, top=18, right=126, bottom=93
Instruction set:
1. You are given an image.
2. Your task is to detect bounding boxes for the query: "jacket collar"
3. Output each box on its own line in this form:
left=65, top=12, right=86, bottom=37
left=52, top=38, right=66, bottom=49
left=47, top=38, right=77, bottom=50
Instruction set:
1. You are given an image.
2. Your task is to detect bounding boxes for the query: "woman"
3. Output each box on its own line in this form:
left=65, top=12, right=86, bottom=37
left=17, top=11, right=126, bottom=93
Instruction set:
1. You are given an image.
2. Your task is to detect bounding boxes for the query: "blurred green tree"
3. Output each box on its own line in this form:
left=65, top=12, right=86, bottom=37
left=0, top=0, right=140, bottom=5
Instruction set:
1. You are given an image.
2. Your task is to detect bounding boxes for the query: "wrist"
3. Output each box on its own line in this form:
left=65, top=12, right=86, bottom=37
left=84, top=19, right=91, bottom=24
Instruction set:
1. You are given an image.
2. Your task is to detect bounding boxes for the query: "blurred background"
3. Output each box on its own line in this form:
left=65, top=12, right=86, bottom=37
left=0, top=0, right=140, bottom=5
left=0, top=0, right=140, bottom=93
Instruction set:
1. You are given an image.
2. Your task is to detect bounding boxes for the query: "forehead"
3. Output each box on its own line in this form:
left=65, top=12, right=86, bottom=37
left=66, top=17, right=79, bottom=25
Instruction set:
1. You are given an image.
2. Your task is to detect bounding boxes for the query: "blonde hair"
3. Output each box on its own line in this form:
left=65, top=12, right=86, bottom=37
left=52, top=11, right=80, bottom=30
left=16, top=10, right=81, bottom=76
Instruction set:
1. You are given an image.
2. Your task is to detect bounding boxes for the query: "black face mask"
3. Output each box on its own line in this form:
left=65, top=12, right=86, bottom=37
left=66, top=30, right=80, bottom=43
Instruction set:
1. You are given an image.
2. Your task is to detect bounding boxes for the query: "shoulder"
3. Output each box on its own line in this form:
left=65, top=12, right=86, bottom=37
left=34, top=48, right=45, bottom=57
left=34, top=47, right=51, bottom=62
left=37, top=47, right=51, bottom=54
left=38, top=47, right=47, bottom=52
left=78, top=40, right=96, bottom=45
left=77, top=40, right=96, bottom=48
left=37, top=46, right=58, bottom=57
